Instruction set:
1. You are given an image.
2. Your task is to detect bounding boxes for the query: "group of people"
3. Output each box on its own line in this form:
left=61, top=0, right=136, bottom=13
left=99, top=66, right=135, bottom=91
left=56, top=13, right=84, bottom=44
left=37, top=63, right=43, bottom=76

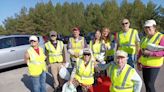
left=24, top=18, right=164, bottom=92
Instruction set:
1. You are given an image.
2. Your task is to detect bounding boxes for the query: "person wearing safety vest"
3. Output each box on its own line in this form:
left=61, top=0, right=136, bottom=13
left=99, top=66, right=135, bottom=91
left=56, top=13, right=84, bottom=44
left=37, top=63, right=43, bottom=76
left=24, top=35, right=47, bottom=92
left=67, top=27, right=87, bottom=67
left=137, top=19, right=164, bottom=92
left=45, top=31, right=65, bottom=91
left=98, top=50, right=142, bottom=92
left=117, top=19, right=140, bottom=68
left=69, top=48, right=98, bottom=92
left=101, top=27, right=116, bottom=63
left=89, top=29, right=105, bottom=64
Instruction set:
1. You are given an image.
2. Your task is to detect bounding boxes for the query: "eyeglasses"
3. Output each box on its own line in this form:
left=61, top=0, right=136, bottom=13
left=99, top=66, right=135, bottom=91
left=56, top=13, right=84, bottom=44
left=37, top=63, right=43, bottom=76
left=30, top=40, right=37, bottom=42
left=122, top=22, right=129, bottom=25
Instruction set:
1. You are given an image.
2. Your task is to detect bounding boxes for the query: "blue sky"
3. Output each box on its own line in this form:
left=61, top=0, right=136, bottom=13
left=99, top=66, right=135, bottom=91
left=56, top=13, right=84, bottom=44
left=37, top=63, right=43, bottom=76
left=0, top=0, right=163, bottom=26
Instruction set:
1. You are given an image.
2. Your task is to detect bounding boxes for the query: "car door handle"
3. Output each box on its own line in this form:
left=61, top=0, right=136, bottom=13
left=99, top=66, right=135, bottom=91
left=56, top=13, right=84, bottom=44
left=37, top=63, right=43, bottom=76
left=10, top=50, right=15, bottom=52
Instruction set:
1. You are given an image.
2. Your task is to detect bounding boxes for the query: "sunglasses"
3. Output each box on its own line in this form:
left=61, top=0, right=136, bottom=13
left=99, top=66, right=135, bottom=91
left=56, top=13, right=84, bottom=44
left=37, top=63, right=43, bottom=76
left=144, top=26, right=151, bottom=29
left=30, top=40, right=37, bottom=42
left=122, top=22, right=129, bottom=25
left=51, top=35, right=56, bottom=37
left=83, top=54, right=91, bottom=56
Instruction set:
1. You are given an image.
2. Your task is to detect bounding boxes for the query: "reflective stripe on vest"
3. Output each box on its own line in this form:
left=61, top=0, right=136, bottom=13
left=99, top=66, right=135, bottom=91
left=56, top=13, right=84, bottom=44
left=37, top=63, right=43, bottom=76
left=89, top=40, right=102, bottom=58
left=114, top=86, right=133, bottom=90
left=109, top=64, right=134, bottom=92
left=75, top=59, right=94, bottom=85
left=105, top=35, right=116, bottom=57
left=76, top=59, right=93, bottom=77
left=70, top=37, right=84, bottom=58
left=118, top=29, right=137, bottom=54
left=140, top=32, right=163, bottom=67
left=45, top=41, right=63, bottom=63
left=28, top=47, right=46, bottom=76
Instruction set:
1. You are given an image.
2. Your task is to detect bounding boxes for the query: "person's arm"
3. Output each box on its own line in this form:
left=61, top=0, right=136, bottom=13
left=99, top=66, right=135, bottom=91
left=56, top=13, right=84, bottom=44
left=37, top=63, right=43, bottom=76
left=45, top=46, right=50, bottom=65
left=116, top=33, right=120, bottom=50
left=83, top=37, right=88, bottom=48
left=69, top=66, right=77, bottom=83
left=67, top=38, right=75, bottom=55
left=24, top=51, right=30, bottom=65
left=132, top=71, right=142, bottom=92
left=135, top=32, right=140, bottom=55
left=143, top=36, right=164, bottom=57
left=97, top=63, right=111, bottom=70
left=149, top=36, right=164, bottom=56
left=61, top=41, right=66, bottom=63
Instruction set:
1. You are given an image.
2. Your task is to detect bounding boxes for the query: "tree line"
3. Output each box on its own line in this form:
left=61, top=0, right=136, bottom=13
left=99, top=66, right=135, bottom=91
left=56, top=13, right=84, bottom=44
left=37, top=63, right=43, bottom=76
left=0, top=0, right=164, bottom=36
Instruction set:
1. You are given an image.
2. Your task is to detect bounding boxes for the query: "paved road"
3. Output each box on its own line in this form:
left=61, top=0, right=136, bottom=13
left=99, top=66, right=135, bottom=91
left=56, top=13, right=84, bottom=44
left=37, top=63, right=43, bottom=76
left=1, top=64, right=164, bottom=92
left=0, top=44, right=164, bottom=92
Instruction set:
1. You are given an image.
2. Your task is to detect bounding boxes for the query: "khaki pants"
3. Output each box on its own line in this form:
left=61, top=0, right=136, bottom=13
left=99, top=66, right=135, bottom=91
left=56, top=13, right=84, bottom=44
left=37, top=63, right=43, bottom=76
left=50, top=63, right=65, bottom=88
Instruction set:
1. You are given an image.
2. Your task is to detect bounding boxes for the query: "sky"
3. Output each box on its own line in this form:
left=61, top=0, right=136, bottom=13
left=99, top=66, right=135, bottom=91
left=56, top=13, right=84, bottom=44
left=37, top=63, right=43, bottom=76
left=0, top=0, right=164, bottom=26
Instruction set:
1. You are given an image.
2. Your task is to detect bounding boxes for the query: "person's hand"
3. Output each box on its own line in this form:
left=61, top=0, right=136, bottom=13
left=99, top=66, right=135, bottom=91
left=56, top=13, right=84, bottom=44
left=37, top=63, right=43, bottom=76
left=137, top=63, right=142, bottom=71
left=47, top=64, right=51, bottom=68
left=68, top=80, right=72, bottom=85
left=74, top=53, right=79, bottom=58
left=143, top=50, right=151, bottom=56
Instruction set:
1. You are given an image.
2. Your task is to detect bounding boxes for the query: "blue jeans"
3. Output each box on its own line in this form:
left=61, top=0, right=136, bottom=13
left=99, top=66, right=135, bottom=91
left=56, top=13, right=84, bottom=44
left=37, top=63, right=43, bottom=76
left=31, top=71, right=46, bottom=92
left=127, top=54, right=137, bottom=68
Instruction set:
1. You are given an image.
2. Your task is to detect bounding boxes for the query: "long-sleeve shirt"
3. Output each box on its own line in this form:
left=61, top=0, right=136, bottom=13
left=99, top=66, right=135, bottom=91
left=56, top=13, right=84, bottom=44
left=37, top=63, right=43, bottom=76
left=149, top=36, right=164, bottom=56
left=138, top=36, right=164, bottom=68
left=98, top=63, right=142, bottom=92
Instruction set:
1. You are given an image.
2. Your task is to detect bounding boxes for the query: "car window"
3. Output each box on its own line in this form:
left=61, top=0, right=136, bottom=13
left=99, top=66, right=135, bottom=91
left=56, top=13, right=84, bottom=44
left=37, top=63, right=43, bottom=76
left=15, top=37, right=30, bottom=46
left=0, top=37, right=15, bottom=49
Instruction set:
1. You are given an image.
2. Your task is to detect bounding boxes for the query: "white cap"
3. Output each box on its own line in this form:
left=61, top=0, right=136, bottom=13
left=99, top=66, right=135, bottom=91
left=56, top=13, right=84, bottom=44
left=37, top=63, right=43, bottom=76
left=29, top=35, right=38, bottom=41
left=144, top=19, right=156, bottom=27
left=116, top=50, right=128, bottom=58
left=83, top=48, right=92, bottom=55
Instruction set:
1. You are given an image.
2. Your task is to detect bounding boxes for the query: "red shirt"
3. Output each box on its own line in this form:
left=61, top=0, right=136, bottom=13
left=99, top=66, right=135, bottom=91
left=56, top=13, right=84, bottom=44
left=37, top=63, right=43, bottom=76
left=34, top=48, right=40, bottom=55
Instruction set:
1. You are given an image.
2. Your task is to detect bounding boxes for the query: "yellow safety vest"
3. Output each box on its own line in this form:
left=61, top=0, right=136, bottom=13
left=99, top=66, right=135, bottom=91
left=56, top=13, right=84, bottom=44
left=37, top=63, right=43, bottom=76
left=75, top=59, right=94, bottom=85
left=69, top=37, right=84, bottom=59
left=139, top=32, right=163, bottom=67
left=45, top=40, right=64, bottom=63
left=108, top=64, right=135, bottom=92
left=102, top=39, right=115, bottom=61
left=118, top=28, right=138, bottom=54
left=89, top=40, right=102, bottom=59
left=27, top=47, right=47, bottom=77
left=106, top=35, right=116, bottom=56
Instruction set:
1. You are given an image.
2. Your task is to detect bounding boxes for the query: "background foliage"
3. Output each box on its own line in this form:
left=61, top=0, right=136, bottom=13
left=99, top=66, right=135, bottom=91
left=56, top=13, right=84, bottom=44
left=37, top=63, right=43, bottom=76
left=0, top=0, right=163, bottom=36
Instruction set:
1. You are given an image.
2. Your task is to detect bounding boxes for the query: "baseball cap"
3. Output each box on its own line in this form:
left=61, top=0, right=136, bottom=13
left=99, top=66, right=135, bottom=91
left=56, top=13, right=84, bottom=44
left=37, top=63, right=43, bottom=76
left=83, top=48, right=91, bottom=55
left=72, top=27, right=80, bottom=31
left=144, top=19, right=156, bottom=27
left=116, top=50, right=128, bottom=58
left=29, top=35, right=38, bottom=41
left=50, top=31, right=57, bottom=36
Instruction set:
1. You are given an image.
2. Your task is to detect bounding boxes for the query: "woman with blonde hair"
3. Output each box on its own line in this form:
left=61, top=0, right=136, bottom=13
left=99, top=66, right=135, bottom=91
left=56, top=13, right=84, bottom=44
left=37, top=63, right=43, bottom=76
left=101, top=27, right=116, bottom=63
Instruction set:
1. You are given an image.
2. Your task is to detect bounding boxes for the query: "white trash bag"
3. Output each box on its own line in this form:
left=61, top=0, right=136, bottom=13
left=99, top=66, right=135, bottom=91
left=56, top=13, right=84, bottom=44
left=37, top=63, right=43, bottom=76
left=62, top=82, right=77, bottom=92
left=59, top=66, right=70, bottom=80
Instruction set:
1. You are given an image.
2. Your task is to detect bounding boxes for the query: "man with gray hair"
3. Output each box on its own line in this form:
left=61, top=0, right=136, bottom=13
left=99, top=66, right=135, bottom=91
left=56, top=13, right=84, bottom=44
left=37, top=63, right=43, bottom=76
left=117, top=19, right=140, bottom=68
left=98, top=50, right=142, bottom=92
